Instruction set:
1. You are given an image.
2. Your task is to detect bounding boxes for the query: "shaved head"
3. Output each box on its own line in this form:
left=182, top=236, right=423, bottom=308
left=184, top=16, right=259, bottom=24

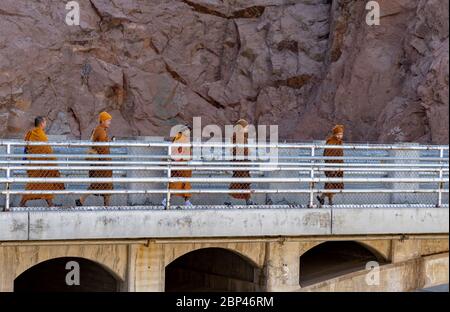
left=34, top=116, right=46, bottom=127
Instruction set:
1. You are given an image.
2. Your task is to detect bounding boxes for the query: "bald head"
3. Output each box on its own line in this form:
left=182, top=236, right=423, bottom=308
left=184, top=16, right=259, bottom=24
left=34, top=116, right=46, bottom=129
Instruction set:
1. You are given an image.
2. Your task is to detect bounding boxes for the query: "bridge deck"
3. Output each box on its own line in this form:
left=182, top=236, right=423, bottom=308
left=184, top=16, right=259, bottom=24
left=1, top=140, right=448, bottom=243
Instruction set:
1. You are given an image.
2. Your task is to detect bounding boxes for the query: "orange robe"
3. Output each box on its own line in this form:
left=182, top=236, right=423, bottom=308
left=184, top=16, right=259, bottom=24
left=323, top=136, right=344, bottom=198
left=169, top=133, right=192, bottom=198
left=229, top=132, right=251, bottom=200
left=88, top=125, right=113, bottom=195
left=22, top=127, right=64, bottom=201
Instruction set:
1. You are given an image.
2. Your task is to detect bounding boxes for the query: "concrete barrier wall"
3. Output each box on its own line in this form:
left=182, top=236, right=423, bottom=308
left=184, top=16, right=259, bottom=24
left=332, top=207, right=449, bottom=235
left=0, top=207, right=448, bottom=241
left=26, top=209, right=331, bottom=240
left=0, top=212, right=28, bottom=241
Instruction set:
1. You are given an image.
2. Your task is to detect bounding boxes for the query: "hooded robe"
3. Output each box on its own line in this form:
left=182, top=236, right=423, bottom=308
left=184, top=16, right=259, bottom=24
left=21, top=127, right=65, bottom=201
left=87, top=125, right=114, bottom=195
left=323, top=125, right=345, bottom=198
left=169, top=132, right=192, bottom=198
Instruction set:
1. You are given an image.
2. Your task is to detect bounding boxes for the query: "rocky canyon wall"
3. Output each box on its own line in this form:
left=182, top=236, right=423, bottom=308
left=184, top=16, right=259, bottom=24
left=0, top=0, right=448, bottom=143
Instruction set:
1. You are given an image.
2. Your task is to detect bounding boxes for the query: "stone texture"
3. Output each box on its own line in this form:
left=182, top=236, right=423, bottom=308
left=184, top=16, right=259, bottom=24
left=0, top=0, right=448, bottom=143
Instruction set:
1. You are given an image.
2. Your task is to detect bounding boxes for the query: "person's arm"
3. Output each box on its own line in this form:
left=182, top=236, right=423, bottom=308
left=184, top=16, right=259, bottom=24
left=41, top=131, right=53, bottom=154
left=231, top=133, right=237, bottom=159
left=24, top=131, right=31, bottom=154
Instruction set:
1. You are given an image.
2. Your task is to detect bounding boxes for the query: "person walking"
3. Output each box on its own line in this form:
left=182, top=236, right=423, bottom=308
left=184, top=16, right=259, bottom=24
left=229, top=119, right=254, bottom=205
left=162, top=125, right=193, bottom=207
left=76, top=112, right=114, bottom=207
left=20, top=116, right=65, bottom=207
left=316, top=124, right=345, bottom=206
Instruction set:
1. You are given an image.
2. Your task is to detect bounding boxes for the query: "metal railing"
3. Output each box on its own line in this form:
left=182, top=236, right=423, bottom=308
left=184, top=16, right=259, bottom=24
left=0, top=139, right=448, bottom=211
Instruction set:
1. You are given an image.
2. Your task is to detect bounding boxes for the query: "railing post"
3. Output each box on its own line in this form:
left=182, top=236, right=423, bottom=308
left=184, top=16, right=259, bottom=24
left=437, top=148, right=444, bottom=208
left=308, top=146, right=316, bottom=208
left=166, top=145, right=172, bottom=210
left=5, top=143, right=11, bottom=212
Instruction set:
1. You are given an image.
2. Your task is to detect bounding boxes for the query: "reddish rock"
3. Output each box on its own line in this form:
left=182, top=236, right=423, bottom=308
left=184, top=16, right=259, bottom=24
left=0, top=0, right=447, bottom=144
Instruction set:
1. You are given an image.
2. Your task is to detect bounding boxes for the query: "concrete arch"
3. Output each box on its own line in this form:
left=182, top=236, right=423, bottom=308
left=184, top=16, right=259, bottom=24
left=299, top=241, right=324, bottom=257
left=355, top=240, right=390, bottom=262
left=299, top=240, right=388, bottom=287
left=12, top=246, right=127, bottom=283
left=165, top=247, right=263, bottom=292
left=164, top=243, right=264, bottom=268
left=299, top=240, right=390, bottom=262
left=14, top=256, right=123, bottom=292
left=300, top=252, right=449, bottom=292
left=14, top=256, right=124, bottom=283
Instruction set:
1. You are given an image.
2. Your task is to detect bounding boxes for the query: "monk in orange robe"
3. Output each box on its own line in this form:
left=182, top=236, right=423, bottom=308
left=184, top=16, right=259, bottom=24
left=229, top=119, right=253, bottom=205
left=76, top=112, right=113, bottom=207
left=162, top=125, right=193, bottom=207
left=317, top=124, right=345, bottom=206
left=19, top=117, right=65, bottom=207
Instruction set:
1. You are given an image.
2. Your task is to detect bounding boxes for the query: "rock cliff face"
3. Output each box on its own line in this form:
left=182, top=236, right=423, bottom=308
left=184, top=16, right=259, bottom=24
left=0, top=0, right=448, bottom=143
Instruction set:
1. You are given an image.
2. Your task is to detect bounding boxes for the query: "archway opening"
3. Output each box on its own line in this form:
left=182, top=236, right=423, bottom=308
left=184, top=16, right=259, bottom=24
left=165, top=248, right=262, bottom=292
left=14, top=257, right=120, bottom=292
left=299, top=241, right=387, bottom=287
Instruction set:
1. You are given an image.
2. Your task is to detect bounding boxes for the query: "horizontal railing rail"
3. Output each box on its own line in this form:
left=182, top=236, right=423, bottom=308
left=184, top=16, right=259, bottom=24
left=1, top=139, right=449, bottom=150
left=0, top=140, right=448, bottom=211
